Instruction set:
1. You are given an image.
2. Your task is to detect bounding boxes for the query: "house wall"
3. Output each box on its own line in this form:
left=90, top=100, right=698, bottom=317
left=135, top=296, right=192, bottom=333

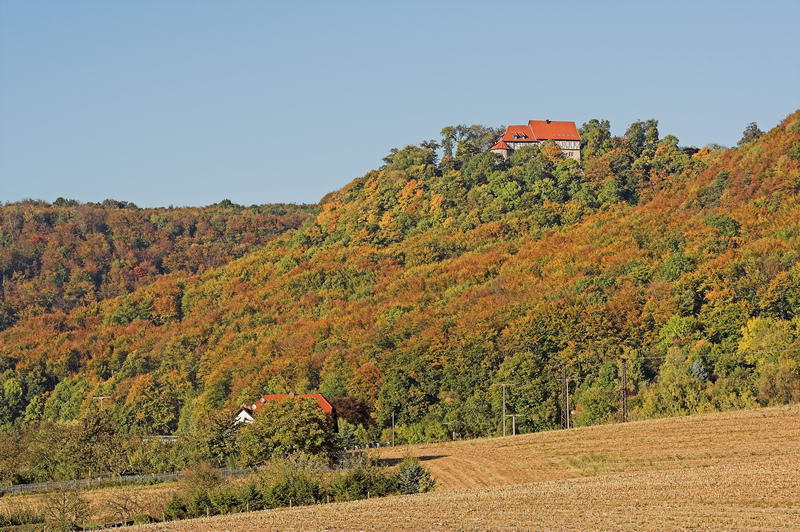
left=495, top=140, right=581, bottom=161
left=507, top=141, right=537, bottom=150
left=554, top=140, right=580, bottom=150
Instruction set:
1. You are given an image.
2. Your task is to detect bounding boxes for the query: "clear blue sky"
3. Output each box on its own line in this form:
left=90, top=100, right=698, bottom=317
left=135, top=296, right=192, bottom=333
left=1, top=1, right=798, bottom=207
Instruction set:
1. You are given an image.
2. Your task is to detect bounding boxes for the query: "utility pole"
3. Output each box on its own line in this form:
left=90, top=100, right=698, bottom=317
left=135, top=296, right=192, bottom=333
left=620, top=358, right=628, bottom=423
left=561, top=365, right=568, bottom=429
left=494, top=382, right=514, bottom=436
left=505, top=413, right=523, bottom=436
left=566, top=378, right=570, bottom=429
left=93, top=395, right=111, bottom=409
left=503, top=384, right=507, bottom=436
left=443, top=421, right=459, bottom=441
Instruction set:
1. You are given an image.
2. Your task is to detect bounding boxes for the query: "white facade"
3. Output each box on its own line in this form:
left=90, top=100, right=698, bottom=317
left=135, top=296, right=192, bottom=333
left=493, top=140, right=581, bottom=161
left=234, top=408, right=255, bottom=425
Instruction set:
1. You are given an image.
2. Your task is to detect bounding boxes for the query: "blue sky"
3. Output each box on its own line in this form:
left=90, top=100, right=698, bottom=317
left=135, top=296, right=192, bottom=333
left=1, top=1, right=798, bottom=207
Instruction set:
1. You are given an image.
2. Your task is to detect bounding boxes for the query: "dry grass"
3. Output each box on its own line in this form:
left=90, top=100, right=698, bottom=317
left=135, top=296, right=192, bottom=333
left=0, top=481, right=178, bottom=523
left=133, top=404, right=800, bottom=531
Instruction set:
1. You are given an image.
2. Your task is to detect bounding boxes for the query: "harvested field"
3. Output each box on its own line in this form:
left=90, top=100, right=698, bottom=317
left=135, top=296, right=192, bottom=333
left=374, top=403, right=800, bottom=491
left=135, top=404, right=800, bottom=531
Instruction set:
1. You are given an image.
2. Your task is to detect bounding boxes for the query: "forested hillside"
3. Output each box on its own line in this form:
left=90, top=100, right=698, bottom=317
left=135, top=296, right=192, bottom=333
left=1, top=112, right=799, bottom=442
left=0, top=201, right=315, bottom=330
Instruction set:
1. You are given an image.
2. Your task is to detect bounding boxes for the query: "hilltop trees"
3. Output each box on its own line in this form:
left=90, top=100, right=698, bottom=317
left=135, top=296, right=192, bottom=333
left=738, top=121, right=764, bottom=146
left=440, top=125, right=504, bottom=161
left=579, top=119, right=614, bottom=159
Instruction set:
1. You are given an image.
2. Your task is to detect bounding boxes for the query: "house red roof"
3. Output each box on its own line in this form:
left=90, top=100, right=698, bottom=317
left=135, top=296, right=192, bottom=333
left=242, top=393, right=334, bottom=415
left=490, top=140, right=510, bottom=150
left=498, top=120, right=580, bottom=143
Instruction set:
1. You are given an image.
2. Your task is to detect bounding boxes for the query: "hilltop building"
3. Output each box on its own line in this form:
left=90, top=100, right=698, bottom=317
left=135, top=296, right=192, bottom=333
left=490, top=120, right=581, bottom=161
left=234, top=393, right=335, bottom=425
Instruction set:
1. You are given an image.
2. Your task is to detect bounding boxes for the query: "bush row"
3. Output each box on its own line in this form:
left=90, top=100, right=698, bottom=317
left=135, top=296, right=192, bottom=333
left=164, top=455, right=434, bottom=521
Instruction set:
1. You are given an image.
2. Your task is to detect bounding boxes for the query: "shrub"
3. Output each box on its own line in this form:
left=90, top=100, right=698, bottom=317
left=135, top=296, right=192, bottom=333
left=394, top=458, right=435, bottom=494
left=178, top=462, right=223, bottom=496
left=104, top=492, right=145, bottom=522
left=184, top=489, right=213, bottom=518
left=43, top=489, right=91, bottom=531
left=237, top=482, right=267, bottom=512
left=163, top=493, right=187, bottom=520
left=330, top=457, right=398, bottom=501
left=256, top=454, right=327, bottom=508
left=208, top=484, right=241, bottom=514
left=262, top=469, right=321, bottom=508
left=133, top=514, right=155, bottom=525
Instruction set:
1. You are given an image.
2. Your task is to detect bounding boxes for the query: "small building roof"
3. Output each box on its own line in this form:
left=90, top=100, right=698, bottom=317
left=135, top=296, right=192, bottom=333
left=241, top=393, right=334, bottom=415
left=490, top=140, right=511, bottom=150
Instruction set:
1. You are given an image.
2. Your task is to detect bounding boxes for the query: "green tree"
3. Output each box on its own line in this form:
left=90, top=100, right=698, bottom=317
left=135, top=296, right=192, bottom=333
left=236, top=398, right=335, bottom=467
left=704, top=213, right=740, bottom=237
left=319, top=354, right=353, bottom=399
left=638, top=349, right=709, bottom=417
left=494, top=351, right=558, bottom=433
left=736, top=318, right=800, bottom=405
left=194, top=409, right=240, bottom=466
left=440, top=126, right=456, bottom=159
left=579, top=119, right=614, bottom=158
left=737, top=122, right=764, bottom=146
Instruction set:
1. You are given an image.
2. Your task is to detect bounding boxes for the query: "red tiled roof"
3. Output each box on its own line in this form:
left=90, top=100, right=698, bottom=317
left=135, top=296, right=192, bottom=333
left=500, top=125, right=535, bottom=142
left=490, top=140, right=510, bottom=150
left=528, top=120, right=580, bottom=141
left=242, top=393, right=334, bottom=415
left=498, top=120, right=580, bottom=144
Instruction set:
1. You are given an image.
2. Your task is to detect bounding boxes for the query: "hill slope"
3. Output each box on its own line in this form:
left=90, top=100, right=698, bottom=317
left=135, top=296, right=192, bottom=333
left=136, top=404, right=800, bottom=531
left=0, top=201, right=315, bottom=330
left=1, top=112, right=800, bottom=437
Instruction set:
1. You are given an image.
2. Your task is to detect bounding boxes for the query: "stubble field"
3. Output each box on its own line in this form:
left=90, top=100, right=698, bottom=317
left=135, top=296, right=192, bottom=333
left=133, top=404, right=800, bottom=531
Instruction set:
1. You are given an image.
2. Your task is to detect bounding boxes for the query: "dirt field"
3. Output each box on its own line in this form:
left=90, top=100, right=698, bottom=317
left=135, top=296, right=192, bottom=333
left=133, top=404, right=800, bottom=531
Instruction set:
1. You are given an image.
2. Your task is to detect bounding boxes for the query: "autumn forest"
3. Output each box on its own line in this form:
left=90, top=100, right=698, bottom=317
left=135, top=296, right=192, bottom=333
left=2, top=111, right=800, bottom=482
